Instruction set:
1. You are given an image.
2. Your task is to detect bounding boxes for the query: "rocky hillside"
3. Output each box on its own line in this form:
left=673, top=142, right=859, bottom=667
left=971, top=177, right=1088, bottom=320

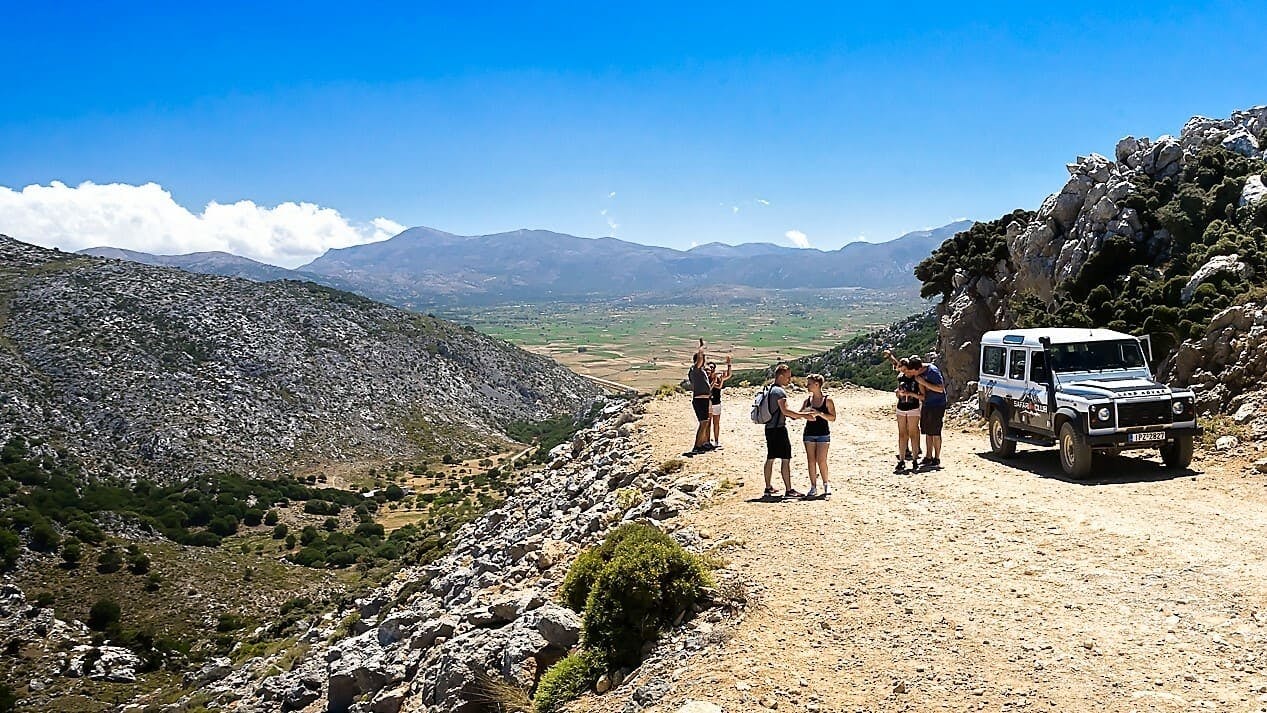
left=917, top=107, right=1267, bottom=432
left=0, top=236, right=600, bottom=481
left=153, top=398, right=741, bottom=713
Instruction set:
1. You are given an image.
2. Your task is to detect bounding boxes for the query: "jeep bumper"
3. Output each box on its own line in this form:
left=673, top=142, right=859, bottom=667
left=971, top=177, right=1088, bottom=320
left=1086, top=425, right=1203, bottom=448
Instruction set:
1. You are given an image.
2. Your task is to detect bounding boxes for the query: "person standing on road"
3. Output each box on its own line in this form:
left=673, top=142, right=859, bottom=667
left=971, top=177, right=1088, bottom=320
left=800, top=373, right=836, bottom=498
left=884, top=349, right=923, bottom=473
left=707, top=355, right=733, bottom=448
left=688, top=340, right=714, bottom=455
left=908, top=356, right=947, bottom=468
left=763, top=364, right=814, bottom=497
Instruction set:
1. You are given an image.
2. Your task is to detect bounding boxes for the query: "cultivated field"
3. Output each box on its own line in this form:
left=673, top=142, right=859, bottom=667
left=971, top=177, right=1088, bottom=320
left=441, top=289, right=925, bottom=391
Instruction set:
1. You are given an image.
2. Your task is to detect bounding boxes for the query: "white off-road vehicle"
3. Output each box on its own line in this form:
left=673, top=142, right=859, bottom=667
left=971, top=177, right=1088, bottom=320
left=977, top=328, right=1201, bottom=478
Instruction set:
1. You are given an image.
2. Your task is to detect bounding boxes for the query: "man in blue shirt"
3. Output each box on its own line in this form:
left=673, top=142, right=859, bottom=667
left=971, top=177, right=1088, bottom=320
left=909, top=356, right=947, bottom=468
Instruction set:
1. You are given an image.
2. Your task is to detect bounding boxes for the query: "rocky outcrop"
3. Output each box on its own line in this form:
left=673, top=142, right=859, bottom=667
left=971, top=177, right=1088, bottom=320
left=1172, top=302, right=1267, bottom=438
left=0, top=236, right=600, bottom=481
left=179, top=398, right=742, bottom=713
left=934, top=106, right=1267, bottom=400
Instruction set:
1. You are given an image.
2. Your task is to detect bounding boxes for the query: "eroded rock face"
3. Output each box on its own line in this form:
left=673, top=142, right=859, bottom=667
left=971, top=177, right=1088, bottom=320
left=934, top=106, right=1267, bottom=399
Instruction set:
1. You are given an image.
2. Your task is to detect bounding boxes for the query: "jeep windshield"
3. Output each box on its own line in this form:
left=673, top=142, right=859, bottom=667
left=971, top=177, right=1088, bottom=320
left=1047, top=340, right=1146, bottom=373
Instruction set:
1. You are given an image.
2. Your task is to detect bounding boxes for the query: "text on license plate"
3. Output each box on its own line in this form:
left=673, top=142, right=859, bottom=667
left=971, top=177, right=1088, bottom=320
left=1129, top=432, right=1166, bottom=443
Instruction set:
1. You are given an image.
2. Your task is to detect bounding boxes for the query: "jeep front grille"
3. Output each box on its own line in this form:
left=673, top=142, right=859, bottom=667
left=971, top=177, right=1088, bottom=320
left=1117, top=400, right=1172, bottom=428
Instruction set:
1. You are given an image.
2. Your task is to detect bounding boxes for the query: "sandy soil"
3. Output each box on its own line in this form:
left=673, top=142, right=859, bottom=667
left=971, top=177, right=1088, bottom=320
left=587, top=386, right=1267, bottom=712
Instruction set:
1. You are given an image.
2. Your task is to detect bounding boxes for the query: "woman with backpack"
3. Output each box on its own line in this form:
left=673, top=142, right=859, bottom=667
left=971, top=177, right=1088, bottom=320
left=800, top=373, right=836, bottom=498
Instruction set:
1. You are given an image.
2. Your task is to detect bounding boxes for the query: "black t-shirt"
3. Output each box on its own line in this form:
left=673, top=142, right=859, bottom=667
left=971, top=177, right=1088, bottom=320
left=897, top=375, right=920, bottom=410
left=688, top=365, right=711, bottom=396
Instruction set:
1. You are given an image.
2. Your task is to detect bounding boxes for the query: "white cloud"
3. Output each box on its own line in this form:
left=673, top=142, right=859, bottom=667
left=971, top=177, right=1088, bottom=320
left=756, top=198, right=770, bottom=206
left=784, top=229, right=810, bottom=249
left=0, top=181, right=403, bottom=268
left=608, top=191, right=617, bottom=198
left=731, top=205, right=740, bottom=214
left=599, top=209, right=608, bottom=216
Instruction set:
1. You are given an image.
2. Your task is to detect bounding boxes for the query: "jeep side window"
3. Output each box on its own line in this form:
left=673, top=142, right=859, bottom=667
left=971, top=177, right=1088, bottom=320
left=982, top=346, right=1005, bottom=376
left=1030, top=351, right=1049, bottom=383
left=1008, top=349, right=1027, bottom=381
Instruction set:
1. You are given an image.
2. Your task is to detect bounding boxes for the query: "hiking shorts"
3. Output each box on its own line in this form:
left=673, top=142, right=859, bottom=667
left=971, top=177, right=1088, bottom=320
left=765, top=426, right=792, bottom=460
left=921, top=404, right=946, bottom=437
left=692, top=397, right=710, bottom=422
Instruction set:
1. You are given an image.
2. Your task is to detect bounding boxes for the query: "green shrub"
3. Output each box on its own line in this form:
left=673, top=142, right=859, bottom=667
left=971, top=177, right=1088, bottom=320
left=29, top=521, right=60, bottom=552
left=0, top=529, right=18, bottom=570
left=217, top=612, right=249, bottom=633
left=582, top=539, right=710, bottom=666
left=264, top=509, right=280, bottom=526
left=128, top=552, right=151, bottom=575
left=0, top=682, right=15, bottom=713
left=558, top=523, right=711, bottom=668
left=88, top=598, right=121, bottom=631
left=96, top=546, right=123, bottom=574
left=532, top=650, right=602, bottom=713
left=60, top=539, right=82, bottom=566
left=272, top=523, right=289, bottom=539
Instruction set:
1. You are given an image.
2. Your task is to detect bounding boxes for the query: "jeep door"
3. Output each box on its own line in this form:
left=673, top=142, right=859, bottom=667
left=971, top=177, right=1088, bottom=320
left=1026, top=349, right=1054, bottom=433
left=1005, top=348, right=1052, bottom=434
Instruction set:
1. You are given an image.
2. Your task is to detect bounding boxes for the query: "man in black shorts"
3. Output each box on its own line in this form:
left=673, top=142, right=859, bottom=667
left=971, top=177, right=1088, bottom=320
left=688, top=340, right=713, bottom=454
left=763, top=364, right=810, bottom=496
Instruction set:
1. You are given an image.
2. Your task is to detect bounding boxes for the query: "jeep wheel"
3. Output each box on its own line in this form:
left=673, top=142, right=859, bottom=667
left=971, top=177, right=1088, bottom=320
left=1058, top=422, right=1093, bottom=479
left=989, top=411, right=1016, bottom=457
left=1160, top=434, right=1194, bottom=469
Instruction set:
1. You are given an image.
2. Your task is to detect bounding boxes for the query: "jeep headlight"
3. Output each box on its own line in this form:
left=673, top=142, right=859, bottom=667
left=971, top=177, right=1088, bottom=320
left=1172, top=400, right=1188, bottom=416
left=1096, top=406, right=1112, bottom=422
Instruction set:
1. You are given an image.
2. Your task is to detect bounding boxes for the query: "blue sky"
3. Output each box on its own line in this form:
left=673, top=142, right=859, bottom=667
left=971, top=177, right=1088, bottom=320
left=1, top=1, right=1265, bottom=265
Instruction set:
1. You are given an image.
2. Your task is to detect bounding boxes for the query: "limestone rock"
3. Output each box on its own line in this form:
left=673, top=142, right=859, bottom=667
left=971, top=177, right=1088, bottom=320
left=1241, top=175, right=1267, bottom=207
left=1181, top=255, right=1252, bottom=303
left=535, top=603, right=582, bottom=649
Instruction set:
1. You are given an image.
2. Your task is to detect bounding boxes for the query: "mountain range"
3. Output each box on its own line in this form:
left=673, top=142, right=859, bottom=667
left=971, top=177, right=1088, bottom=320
left=80, top=220, right=972, bottom=307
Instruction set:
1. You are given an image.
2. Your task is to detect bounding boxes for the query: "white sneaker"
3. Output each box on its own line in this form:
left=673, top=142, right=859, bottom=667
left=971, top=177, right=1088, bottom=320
left=805, top=486, right=818, bottom=498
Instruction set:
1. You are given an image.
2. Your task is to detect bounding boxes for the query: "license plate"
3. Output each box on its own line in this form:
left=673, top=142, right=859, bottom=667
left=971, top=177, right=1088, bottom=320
left=1128, top=432, right=1166, bottom=443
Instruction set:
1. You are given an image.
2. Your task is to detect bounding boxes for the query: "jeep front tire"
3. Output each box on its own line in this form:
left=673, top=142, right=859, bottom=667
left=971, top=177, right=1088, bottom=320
left=1058, top=421, right=1093, bottom=479
left=989, top=410, right=1016, bottom=457
left=1160, top=434, right=1194, bottom=469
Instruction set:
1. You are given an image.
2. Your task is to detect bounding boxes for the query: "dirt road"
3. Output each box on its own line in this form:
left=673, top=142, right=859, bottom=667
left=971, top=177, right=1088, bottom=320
left=606, top=386, right=1267, bottom=712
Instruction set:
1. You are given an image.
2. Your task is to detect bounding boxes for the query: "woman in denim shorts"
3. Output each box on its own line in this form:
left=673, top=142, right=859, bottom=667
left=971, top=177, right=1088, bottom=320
left=800, top=374, right=837, bottom=498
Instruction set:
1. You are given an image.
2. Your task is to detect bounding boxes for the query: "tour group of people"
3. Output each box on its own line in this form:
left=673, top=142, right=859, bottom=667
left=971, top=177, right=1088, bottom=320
left=685, top=340, right=947, bottom=499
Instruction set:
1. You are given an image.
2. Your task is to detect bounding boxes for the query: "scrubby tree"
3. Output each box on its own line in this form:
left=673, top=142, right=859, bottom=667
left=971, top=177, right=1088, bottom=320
left=60, top=539, right=82, bottom=566
left=87, top=598, right=121, bottom=631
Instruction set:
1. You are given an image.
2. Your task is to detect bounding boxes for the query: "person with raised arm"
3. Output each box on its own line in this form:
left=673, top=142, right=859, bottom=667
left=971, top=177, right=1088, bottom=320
left=706, top=354, right=733, bottom=448
left=686, top=339, right=715, bottom=455
left=884, top=349, right=923, bottom=473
